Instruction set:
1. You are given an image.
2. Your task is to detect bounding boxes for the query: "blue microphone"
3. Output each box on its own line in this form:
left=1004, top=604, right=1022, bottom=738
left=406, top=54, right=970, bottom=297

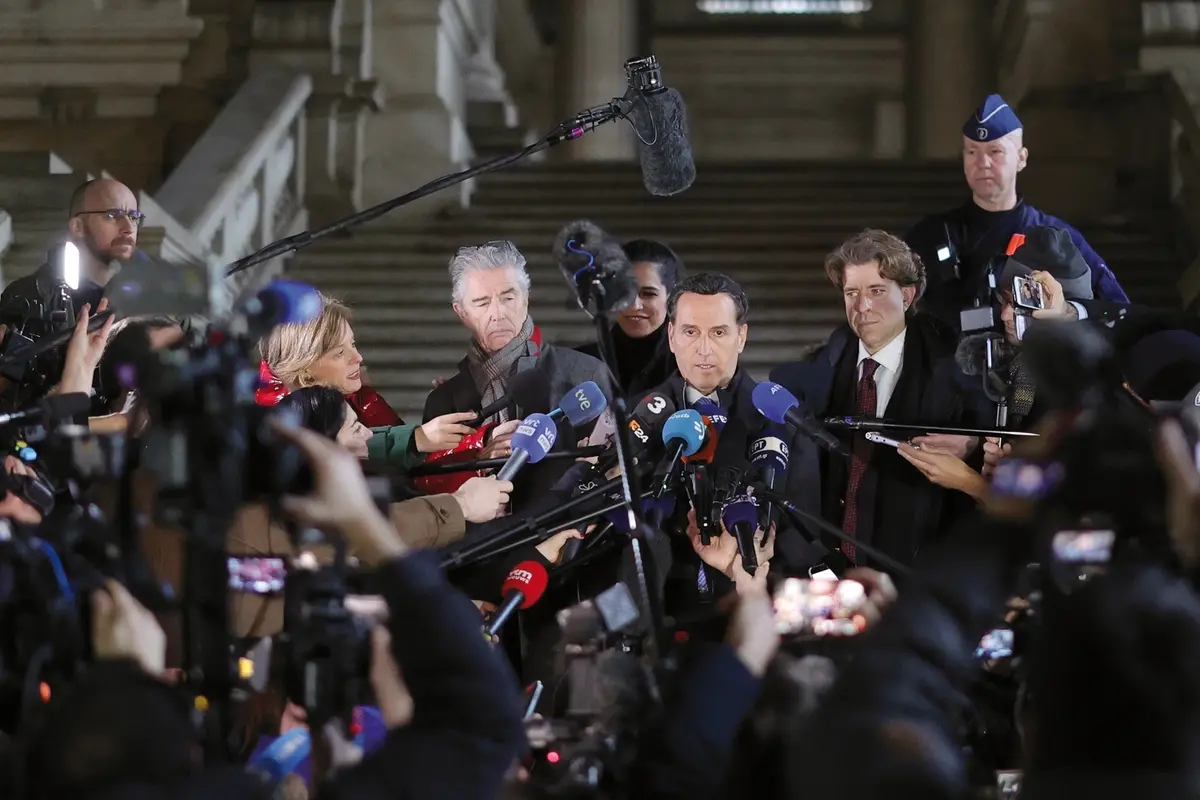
left=655, top=409, right=706, bottom=497
left=497, top=413, right=559, bottom=481
left=249, top=280, right=323, bottom=328
left=553, top=380, right=608, bottom=426
left=751, top=381, right=849, bottom=458
left=721, top=494, right=761, bottom=573
left=749, top=424, right=789, bottom=534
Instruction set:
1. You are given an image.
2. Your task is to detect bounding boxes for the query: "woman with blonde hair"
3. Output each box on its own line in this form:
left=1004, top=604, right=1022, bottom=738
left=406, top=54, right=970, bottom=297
left=257, top=293, right=477, bottom=467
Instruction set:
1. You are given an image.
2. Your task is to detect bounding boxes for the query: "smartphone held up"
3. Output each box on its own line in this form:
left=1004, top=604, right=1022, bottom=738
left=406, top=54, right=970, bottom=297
left=772, top=577, right=869, bottom=637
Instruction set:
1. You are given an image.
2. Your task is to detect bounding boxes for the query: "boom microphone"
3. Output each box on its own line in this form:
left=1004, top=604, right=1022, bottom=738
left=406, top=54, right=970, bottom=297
left=486, top=560, right=551, bottom=637
left=954, top=333, right=1008, bottom=377
left=497, top=413, right=559, bottom=482
left=553, top=220, right=638, bottom=318
left=624, top=57, right=696, bottom=197
left=752, top=382, right=849, bottom=458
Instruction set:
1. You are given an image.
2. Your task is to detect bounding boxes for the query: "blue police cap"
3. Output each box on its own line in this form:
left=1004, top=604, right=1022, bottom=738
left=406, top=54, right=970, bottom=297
left=963, top=94, right=1022, bottom=142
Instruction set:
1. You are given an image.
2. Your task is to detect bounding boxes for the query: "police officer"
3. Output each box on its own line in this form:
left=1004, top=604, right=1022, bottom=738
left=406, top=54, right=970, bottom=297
left=905, top=94, right=1129, bottom=332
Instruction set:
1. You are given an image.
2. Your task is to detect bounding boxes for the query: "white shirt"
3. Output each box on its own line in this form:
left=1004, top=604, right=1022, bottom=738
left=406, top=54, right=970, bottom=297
left=684, top=385, right=721, bottom=407
left=857, top=327, right=906, bottom=416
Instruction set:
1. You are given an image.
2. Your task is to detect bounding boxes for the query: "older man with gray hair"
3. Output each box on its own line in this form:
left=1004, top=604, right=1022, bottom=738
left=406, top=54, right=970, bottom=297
left=423, top=240, right=608, bottom=468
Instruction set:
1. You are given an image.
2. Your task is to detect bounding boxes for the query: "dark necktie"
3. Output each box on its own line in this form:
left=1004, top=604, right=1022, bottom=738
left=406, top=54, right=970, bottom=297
left=841, top=359, right=879, bottom=563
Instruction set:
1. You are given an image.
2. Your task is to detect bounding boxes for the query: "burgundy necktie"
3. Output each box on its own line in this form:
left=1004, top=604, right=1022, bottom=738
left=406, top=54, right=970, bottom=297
left=841, top=358, right=879, bottom=563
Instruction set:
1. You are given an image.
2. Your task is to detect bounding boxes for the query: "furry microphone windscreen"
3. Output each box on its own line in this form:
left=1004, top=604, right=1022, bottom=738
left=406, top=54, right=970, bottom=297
left=628, top=88, right=696, bottom=197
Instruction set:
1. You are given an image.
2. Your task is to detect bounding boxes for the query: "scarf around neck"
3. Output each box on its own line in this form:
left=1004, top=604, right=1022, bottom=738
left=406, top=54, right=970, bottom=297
left=466, top=315, right=539, bottom=423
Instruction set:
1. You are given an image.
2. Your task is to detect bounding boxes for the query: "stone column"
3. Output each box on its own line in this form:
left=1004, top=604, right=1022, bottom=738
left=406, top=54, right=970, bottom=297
left=361, top=0, right=483, bottom=215
left=908, top=0, right=989, bottom=159
left=247, top=0, right=383, bottom=225
left=0, top=0, right=203, bottom=190
left=557, top=0, right=638, bottom=162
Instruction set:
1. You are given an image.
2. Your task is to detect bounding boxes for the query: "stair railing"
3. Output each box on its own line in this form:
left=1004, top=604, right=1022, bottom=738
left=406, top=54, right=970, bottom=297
left=0, top=210, right=12, bottom=282
left=156, top=67, right=312, bottom=314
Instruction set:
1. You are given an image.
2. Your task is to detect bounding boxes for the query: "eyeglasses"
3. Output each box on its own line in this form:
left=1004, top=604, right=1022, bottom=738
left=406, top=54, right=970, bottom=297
left=75, top=209, right=146, bottom=229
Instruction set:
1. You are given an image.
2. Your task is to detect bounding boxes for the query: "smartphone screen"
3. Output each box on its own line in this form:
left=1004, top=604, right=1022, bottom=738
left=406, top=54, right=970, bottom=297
left=975, top=628, right=1014, bottom=660
left=228, top=557, right=286, bottom=595
left=1013, top=275, right=1046, bottom=310
left=1052, top=530, right=1115, bottom=564
left=772, top=577, right=867, bottom=637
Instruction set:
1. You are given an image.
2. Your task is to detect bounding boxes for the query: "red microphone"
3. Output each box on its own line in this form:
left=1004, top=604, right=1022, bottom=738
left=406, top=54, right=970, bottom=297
left=485, top=561, right=550, bottom=637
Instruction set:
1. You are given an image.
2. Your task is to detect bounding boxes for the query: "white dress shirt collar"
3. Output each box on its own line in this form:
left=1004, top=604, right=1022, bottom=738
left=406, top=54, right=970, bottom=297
left=857, top=327, right=906, bottom=374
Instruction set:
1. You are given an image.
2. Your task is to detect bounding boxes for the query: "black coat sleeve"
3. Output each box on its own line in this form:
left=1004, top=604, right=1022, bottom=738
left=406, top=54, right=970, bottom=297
left=629, top=644, right=762, bottom=798
left=325, top=551, right=526, bottom=800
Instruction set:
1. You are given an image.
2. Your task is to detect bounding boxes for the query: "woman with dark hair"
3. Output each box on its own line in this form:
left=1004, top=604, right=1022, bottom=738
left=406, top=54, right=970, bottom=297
left=275, top=386, right=373, bottom=459
left=577, top=238, right=682, bottom=397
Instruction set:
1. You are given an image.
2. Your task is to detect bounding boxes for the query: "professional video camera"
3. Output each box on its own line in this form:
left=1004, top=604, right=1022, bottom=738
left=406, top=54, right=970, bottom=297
left=0, top=242, right=91, bottom=395
left=522, top=582, right=649, bottom=798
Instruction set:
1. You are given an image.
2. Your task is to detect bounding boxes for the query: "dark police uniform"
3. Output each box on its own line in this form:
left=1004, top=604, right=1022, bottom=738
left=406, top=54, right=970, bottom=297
left=904, top=94, right=1129, bottom=332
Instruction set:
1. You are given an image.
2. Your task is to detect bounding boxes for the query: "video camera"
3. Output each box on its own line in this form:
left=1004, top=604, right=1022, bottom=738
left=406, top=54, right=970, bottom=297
left=0, top=242, right=87, bottom=393
left=522, top=582, right=647, bottom=798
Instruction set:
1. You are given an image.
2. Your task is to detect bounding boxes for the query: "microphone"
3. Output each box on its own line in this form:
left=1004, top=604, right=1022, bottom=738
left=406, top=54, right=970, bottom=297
left=655, top=410, right=706, bottom=496
left=0, top=393, right=91, bottom=427
left=749, top=426, right=789, bottom=531
left=496, top=413, right=559, bottom=482
left=625, top=392, right=677, bottom=459
left=721, top=495, right=760, bottom=573
left=552, top=380, right=608, bottom=427
left=752, top=381, right=849, bottom=458
left=622, top=56, right=696, bottom=197
left=485, top=560, right=551, bottom=637
left=468, top=370, right=551, bottom=427
left=240, top=279, right=323, bottom=332
left=683, top=398, right=726, bottom=465
left=553, top=220, right=638, bottom=318
left=954, top=333, right=1009, bottom=377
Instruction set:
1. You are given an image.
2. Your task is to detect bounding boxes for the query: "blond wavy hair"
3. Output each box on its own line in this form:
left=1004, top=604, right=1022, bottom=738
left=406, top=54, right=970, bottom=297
left=259, top=293, right=353, bottom=389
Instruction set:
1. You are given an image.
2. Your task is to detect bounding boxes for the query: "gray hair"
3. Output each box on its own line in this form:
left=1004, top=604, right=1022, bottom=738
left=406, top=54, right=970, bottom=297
left=449, top=240, right=531, bottom=304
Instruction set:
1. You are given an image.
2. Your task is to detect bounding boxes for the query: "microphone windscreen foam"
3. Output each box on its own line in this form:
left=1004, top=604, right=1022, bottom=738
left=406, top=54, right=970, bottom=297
left=751, top=381, right=800, bottom=425
left=661, top=409, right=706, bottom=457
left=553, top=220, right=638, bottom=316
left=629, top=88, right=696, bottom=197
left=511, top=413, right=558, bottom=463
left=501, top=561, right=550, bottom=609
left=558, top=380, right=608, bottom=426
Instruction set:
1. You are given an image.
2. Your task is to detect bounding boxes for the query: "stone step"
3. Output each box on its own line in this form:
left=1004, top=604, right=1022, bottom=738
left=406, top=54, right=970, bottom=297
left=0, top=152, right=76, bottom=176
left=479, top=161, right=963, bottom=181
left=338, top=303, right=848, bottom=325
left=350, top=317, right=838, bottom=345
left=400, top=213, right=939, bottom=233
left=0, top=174, right=83, bottom=212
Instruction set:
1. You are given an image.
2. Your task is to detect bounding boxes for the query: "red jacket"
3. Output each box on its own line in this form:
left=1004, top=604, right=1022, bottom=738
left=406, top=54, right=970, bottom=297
left=255, top=361, right=402, bottom=427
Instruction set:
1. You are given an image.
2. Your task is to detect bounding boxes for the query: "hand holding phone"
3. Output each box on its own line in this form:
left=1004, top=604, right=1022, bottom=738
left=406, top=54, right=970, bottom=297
left=866, top=431, right=904, bottom=449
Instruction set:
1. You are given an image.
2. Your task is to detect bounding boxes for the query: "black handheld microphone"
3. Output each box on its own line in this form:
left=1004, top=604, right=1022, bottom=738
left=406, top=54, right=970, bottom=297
left=467, top=370, right=551, bottom=427
left=0, top=393, right=91, bottom=427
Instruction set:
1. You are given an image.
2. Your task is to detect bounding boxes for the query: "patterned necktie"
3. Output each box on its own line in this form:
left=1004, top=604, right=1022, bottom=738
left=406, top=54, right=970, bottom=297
left=841, top=358, right=879, bottom=563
